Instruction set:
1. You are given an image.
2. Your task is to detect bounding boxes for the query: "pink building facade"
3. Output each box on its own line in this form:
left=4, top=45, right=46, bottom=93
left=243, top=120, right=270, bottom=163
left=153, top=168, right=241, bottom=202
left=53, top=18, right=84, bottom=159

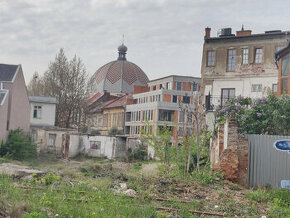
left=0, top=64, right=30, bottom=143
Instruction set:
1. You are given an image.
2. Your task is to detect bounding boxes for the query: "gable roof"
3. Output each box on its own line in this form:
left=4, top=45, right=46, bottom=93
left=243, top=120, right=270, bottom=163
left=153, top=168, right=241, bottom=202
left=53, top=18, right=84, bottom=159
left=104, top=95, right=127, bottom=109
left=0, top=64, right=19, bottom=82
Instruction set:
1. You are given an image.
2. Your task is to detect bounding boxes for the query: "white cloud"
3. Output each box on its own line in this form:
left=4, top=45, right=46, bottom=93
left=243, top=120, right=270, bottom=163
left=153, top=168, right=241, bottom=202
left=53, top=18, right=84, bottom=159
left=0, top=0, right=289, bottom=82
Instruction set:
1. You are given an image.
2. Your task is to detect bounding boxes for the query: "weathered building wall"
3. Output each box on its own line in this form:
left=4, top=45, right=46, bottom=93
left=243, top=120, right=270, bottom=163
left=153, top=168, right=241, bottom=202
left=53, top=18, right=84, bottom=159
left=211, top=119, right=248, bottom=185
left=30, top=102, right=56, bottom=127
left=82, top=135, right=126, bottom=159
left=32, top=128, right=78, bottom=156
left=201, top=29, right=290, bottom=105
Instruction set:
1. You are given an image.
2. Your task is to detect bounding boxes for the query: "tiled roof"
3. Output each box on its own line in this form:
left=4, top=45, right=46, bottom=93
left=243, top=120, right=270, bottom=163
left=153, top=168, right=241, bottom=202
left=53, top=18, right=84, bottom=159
left=104, top=95, right=127, bottom=109
left=92, top=60, right=149, bottom=94
left=94, top=60, right=149, bottom=85
left=87, top=92, right=104, bottom=106
left=29, top=96, right=57, bottom=104
left=89, top=99, right=116, bottom=113
left=0, top=64, right=19, bottom=82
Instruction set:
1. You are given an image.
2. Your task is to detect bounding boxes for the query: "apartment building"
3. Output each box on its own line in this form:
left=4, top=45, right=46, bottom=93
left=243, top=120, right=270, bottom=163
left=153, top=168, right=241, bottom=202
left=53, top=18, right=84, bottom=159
left=201, top=27, right=290, bottom=109
left=125, top=75, right=200, bottom=145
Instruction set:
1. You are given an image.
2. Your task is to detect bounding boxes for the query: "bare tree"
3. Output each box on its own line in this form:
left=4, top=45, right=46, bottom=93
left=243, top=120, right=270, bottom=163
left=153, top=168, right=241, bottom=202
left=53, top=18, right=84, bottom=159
left=28, top=48, right=88, bottom=129
left=27, top=72, right=45, bottom=96
left=179, top=93, right=206, bottom=172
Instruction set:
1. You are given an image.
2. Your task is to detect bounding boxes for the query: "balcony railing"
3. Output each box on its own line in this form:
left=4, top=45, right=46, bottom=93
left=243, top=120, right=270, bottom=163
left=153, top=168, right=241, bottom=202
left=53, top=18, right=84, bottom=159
left=205, top=95, right=233, bottom=111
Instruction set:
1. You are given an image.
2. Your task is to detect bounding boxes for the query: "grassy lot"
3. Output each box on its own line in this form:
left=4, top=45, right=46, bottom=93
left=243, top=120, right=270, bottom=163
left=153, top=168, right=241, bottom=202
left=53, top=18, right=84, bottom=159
left=0, top=156, right=289, bottom=217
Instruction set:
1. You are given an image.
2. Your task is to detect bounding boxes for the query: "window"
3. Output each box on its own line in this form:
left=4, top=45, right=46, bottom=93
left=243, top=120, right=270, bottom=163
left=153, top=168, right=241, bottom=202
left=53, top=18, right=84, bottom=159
left=221, top=88, right=235, bottom=106
left=160, top=84, right=163, bottom=89
left=207, top=50, right=215, bottom=66
left=150, top=110, right=153, bottom=121
left=126, top=112, right=131, bottom=122
left=255, top=48, right=263, bottom=63
left=272, top=84, right=278, bottom=93
left=179, top=111, right=184, bottom=122
left=33, top=105, right=42, bottom=119
left=182, top=96, right=190, bottom=104
left=282, top=53, right=290, bottom=76
left=90, top=141, right=101, bottom=150
left=192, top=82, right=198, bottom=91
left=281, top=78, right=288, bottom=93
left=186, top=127, right=192, bottom=136
left=178, top=127, right=184, bottom=137
left=227, top=49, right=236, bottom=71
left=48, top=134, right=56, bottom=147
left=281, top=53, right=290, bottom=94
left=242, top=48, right=249, bottom=64
left=251, top=84, right=262, bottom=92
left=167, top=82, right=172, bottom=90
left=172, top=95, right=177, bottom=103
left=153, top=85, right=156, bottom=91
left=159, top=110, right=174, bottom=121
left=187, top=112, right=193, bottom=123
left=176, top=82, right=182, bottom=91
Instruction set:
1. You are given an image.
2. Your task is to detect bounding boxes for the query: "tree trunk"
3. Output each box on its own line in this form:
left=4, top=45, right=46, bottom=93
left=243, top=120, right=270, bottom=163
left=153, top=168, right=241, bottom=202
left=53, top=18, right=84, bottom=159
left=196, top=124, right=200, bottom=172
left=186, top=135, right=191, bottom=173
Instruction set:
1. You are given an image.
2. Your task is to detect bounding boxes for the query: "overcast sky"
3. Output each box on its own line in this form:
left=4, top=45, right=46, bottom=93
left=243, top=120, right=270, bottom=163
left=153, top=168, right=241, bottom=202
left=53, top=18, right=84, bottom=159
left=0, top=0, right=289, bottom=83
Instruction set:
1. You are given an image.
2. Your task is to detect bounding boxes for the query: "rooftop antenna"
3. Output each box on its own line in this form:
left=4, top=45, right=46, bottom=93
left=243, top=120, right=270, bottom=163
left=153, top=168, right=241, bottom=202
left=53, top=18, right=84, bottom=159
left=241, top=24, right=244, bottom=31
left=122, top=34, right=125, bottom=45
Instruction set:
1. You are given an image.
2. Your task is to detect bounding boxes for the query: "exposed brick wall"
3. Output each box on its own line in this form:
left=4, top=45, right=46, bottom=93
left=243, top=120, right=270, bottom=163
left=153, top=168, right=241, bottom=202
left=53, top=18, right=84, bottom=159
left=133, top=85, right=148, bottom=94
left=211, top=119, right=248, bottom=186
left=163, top=94, right=171, bottom=102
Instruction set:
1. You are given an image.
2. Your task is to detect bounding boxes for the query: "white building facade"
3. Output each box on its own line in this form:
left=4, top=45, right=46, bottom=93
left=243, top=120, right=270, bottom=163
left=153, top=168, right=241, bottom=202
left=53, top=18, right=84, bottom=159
left=29, top=96, right=57, bottom=127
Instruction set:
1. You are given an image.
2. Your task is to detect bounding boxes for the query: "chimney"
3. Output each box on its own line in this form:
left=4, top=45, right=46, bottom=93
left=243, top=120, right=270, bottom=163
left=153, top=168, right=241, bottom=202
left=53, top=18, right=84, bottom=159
left=236, top=25, right=252, bottom=36
left=205, top=27, right=211, bottom=38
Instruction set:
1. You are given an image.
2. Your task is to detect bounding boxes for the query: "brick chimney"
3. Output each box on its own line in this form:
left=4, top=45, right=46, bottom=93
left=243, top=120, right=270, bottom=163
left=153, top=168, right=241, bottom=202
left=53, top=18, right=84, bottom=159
left=205, top=27, right=211, bottom=38
left=236, top=25, right=251, bottom=36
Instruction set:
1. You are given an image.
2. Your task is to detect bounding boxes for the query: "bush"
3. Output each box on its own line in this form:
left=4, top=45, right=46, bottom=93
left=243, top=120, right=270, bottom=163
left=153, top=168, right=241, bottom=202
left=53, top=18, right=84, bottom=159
left=0, top=129, right=37, bottom=161
left=128, top=144, right=147, bottom=162
left=217, top=94, right=290, bottom=135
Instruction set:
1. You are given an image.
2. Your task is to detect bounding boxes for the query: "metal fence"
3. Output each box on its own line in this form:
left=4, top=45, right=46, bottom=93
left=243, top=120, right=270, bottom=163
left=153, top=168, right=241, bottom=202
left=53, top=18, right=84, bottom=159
left=246, top=134, right=290, bottom=188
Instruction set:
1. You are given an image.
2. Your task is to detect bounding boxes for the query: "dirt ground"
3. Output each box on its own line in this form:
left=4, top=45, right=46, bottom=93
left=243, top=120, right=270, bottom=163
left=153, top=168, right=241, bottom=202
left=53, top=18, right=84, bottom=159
left=0, top=157, right=285, bottom=217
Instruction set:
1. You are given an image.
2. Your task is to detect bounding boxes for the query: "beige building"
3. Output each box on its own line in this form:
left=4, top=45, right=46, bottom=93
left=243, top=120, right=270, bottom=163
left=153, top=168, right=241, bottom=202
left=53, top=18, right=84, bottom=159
left=0, top=64, right=30, bottom=143
left=29, top=96, right=57, bottom=127
left=201, top=27, right=290, bottom=109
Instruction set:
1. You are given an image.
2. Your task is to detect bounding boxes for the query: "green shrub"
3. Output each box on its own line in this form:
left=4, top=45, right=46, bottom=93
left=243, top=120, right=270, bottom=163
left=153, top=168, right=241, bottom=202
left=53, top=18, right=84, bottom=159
left=192, top=168, right=223, bottom=185
left=246, top=189, right=272, bottom=203
left=217, top=94, right=290, bottom=135
left=0, top=129, right=37, bottom=161
left=128, top=145, right=147, bottom=162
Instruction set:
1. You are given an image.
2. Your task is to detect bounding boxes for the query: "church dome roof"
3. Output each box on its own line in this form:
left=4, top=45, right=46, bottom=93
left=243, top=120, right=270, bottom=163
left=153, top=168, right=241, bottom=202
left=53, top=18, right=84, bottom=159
left=90, top=44, right=149, bottom=94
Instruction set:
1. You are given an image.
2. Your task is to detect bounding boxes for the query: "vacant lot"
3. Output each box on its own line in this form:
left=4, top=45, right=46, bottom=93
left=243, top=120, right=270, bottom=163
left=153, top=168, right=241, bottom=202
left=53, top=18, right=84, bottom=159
left=0, top=156, right=289, bottom=217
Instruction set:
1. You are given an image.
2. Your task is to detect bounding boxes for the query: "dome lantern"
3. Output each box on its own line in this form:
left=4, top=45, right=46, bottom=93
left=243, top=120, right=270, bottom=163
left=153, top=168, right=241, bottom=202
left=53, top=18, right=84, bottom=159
left=117, top=44, right=127, bottom=61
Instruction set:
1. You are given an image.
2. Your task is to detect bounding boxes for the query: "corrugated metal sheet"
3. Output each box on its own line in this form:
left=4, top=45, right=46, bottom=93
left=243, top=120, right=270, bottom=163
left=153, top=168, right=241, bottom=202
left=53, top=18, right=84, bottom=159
left=246, top=134, right=290, bottom=188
